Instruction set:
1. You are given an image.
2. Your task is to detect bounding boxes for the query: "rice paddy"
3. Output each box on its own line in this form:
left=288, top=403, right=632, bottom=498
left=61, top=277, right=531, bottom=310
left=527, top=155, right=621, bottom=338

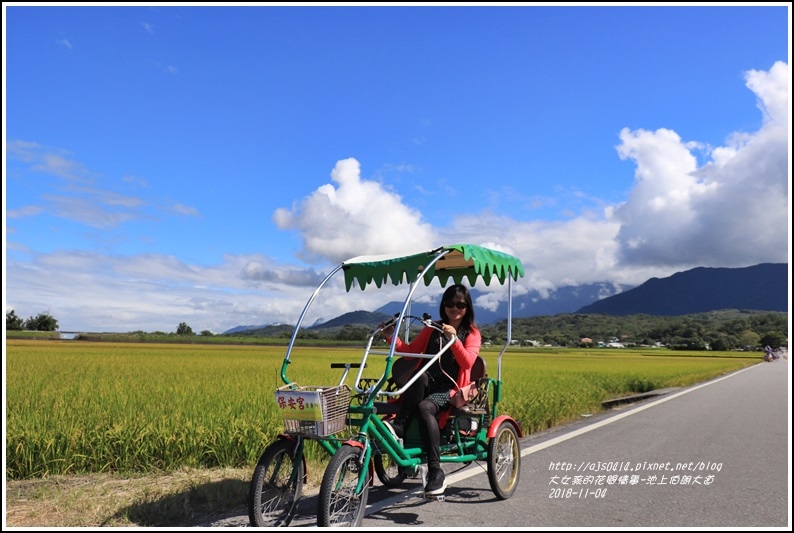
left=5, top=339, right=757, bottom=480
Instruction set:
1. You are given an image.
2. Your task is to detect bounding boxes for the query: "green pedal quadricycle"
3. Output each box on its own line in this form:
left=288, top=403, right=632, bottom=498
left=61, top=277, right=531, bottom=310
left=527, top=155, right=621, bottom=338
left=248, top=244, right=525, bottom=527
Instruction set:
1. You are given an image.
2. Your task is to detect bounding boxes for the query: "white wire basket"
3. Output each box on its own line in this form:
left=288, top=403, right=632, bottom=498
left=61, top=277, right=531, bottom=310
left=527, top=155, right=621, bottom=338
left=275, top=383, right=351, bottom=437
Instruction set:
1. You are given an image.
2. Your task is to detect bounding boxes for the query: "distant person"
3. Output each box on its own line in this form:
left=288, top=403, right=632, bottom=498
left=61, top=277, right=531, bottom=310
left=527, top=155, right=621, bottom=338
left=764, top=346, right=774, bottom=362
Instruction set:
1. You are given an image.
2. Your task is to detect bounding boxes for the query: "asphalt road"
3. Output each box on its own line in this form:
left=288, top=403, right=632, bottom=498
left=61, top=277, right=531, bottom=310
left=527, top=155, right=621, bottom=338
left=218, top=357, right=790, bottom=528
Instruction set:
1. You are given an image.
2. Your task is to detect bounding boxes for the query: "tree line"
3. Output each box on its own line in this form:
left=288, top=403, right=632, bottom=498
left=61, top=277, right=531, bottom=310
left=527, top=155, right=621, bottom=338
left=5, top=310, right=58, bottom=332
left=481, top=310, right=787, bottom=350
left=5, top=312, right=214, bottom=338
left=236, top=309, right=788, bottom=351
left=7, top=309, right=787, bottom=351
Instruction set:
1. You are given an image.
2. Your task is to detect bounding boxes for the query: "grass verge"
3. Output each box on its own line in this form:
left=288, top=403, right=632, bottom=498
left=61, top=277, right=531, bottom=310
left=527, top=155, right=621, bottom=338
left=4, top=467, right=254, bottom=527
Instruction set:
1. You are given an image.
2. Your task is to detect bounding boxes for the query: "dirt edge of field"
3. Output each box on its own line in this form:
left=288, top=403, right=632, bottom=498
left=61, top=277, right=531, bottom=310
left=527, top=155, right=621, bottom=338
left=4, top=466, right=269, bottom=528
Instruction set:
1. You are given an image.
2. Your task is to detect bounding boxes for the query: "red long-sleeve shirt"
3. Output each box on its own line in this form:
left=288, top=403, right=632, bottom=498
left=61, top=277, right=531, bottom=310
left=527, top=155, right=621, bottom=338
left=389, top=325, right=481, bottom=428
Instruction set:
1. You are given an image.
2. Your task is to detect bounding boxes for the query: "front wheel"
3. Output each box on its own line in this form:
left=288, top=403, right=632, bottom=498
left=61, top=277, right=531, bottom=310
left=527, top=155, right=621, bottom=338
left=317, top=444, right=371, bottom=527
left=248, top=438, right=304, bottom=527
left=487, top=421, right=521, bottom=499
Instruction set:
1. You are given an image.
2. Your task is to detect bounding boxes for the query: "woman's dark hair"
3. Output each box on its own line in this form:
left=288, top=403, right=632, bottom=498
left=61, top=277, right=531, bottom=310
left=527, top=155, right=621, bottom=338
left=439, top=284, right=476, bottom=329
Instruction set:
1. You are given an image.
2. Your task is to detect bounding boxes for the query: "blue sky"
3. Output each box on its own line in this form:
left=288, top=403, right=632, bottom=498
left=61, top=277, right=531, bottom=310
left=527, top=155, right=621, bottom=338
left=4, top=3, right=791, bottom=334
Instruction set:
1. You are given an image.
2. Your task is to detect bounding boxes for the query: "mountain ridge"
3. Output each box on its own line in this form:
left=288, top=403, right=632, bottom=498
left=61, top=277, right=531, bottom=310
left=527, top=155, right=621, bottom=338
left=222, top=262, right=787, bottom=334
left=575, top=263, right=787, bottom=315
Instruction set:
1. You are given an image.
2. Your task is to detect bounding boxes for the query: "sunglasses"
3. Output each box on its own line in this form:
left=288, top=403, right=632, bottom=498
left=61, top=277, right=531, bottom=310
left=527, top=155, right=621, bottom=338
left=444, top=301, right=467, bottom=310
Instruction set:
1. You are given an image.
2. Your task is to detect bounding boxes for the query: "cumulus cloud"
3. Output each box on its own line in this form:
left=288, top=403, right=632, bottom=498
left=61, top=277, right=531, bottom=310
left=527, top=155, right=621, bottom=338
left=270, top=62, right=788, bottom=312
left=273, top=158, right=437, bottom=264
left=612, top=60, right=789, bottom=269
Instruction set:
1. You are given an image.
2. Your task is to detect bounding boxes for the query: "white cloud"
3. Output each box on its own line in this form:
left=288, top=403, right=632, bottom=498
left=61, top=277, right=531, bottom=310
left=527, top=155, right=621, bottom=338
left=5, top=251, right=407, bottom=333
left=273, top=157, right=437, bottom=264
left=265, top=63, right=789, bottom=314
left=43, top=195, right=139, bottom=229
left=612, top=60, right=789, bottom=269
left=7, top=205, right=44, bottom=218
left=5, top=252, right=321, bottom=333
left=7, top=141, right=93, bottom=183
left=745, top=60, right=789, bottom=126
left=5, top=63, right=789, bottom=333
left=171, top=203, right=200, bottom=217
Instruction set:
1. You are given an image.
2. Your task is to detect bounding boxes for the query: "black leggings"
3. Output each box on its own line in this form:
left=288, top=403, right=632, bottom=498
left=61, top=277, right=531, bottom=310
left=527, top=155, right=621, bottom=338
left=399, top=373, right=443, bottom=469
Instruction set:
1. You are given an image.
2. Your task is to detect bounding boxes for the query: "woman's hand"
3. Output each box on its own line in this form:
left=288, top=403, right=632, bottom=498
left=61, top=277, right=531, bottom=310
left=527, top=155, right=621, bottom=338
left=379, top=323, right=395, bottom=340
left=441, top=323, right=457, bottom=341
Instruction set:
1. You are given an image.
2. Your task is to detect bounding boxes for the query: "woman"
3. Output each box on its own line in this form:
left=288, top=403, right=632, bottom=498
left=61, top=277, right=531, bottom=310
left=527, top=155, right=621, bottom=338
left=380, top=283, right=481, bottom=496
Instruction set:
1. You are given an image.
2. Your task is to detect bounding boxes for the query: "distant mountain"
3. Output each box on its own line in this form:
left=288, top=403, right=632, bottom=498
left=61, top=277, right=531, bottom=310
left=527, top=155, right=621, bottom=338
left=374, top=282, right=626, bottom=324
left=227, top=323, right=295, bottom=337
left=222, top=324, right=271, bottom=335
left=309, top=310, right=393, bottom=330
left=225, top=284, right=632, bottom=335
left=222, top=263, right=787, bottom=335
left=576, top=263, right=788, bottom=316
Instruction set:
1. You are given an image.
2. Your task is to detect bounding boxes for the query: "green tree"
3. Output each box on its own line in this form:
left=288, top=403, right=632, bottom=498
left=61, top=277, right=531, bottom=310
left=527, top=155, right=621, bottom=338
left=6, top=310, right=24, bottom=330
left=176, top=322, right=193, bottom=335
left=24, top=312, right=58, bottom=331
left=709, top=336, right=732, bottom=351
left=336, top=324, right=369, bottom=341
left=739, top=330, right=761, bottom=350
left=759, top=331, right=786, bottom=349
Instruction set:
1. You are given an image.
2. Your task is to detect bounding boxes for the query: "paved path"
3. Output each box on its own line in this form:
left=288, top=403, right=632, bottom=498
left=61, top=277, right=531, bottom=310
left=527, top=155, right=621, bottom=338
left=210, top=358, right=790, bottom=527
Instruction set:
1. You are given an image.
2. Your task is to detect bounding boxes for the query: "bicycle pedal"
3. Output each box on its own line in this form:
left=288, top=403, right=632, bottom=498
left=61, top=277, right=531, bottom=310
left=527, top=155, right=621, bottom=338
left=423, top=492, right=445, bottom=502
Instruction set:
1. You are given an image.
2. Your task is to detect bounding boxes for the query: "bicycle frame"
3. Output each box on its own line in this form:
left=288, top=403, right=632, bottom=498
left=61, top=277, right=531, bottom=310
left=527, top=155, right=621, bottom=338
left=252, top=244, right=524, bottom=527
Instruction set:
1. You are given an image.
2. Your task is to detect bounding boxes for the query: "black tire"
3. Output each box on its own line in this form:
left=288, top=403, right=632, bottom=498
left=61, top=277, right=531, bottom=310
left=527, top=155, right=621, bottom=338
left=373, top=453, right=407, bottom=488
left=317, top=444, right=371, bottom=527
left=487, top=421, right=521, bottom=500
left=248, top=438, right=304, bottom=527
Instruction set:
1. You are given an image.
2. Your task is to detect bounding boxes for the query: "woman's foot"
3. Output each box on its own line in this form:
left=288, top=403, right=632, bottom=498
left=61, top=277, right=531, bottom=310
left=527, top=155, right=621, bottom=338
left=424, top=467, right=447, bottom=495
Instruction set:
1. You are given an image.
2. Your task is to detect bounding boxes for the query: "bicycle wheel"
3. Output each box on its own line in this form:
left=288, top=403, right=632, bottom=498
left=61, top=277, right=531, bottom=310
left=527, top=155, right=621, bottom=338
left=317, top=444, right=371, bottom=527
left=373, top=453, right=407, bottom=488
left=248, top=438, right=304, bottom=527
left=487, top=421, right=520, bottom=500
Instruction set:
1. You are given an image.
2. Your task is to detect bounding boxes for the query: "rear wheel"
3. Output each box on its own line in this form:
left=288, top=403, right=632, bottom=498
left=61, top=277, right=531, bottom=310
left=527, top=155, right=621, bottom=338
left=248, top=438, right=304, bottom=527
left=373, top=453, right=407, bottom=488
left=317, top=444, right=371, bottom=527
left=487, top=421, right=520, bottom=499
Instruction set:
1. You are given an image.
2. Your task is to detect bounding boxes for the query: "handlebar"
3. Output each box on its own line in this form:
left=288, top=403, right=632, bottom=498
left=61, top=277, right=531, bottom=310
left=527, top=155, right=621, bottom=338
left=420, top=313, right=445, bottom=331
left=379, top=313, right=399, bottom=330
left=376, top=312, right=444, bottom=335
left=354, top=312, right=453, bottom=399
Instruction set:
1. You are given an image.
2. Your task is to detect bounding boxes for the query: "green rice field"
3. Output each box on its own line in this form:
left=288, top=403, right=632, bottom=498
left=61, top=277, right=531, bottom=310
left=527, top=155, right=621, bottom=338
left=5, top=339, right=759, bottom=480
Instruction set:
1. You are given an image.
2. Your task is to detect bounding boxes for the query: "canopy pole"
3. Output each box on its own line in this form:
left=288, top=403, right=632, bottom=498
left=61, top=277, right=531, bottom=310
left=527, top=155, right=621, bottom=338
left=496, top=275, right=514, bottom=382
left=283, top=264, right=344, bottom=370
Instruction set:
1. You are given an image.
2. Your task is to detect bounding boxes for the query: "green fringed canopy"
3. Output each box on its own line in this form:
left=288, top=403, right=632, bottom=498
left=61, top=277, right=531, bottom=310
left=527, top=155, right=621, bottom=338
left=341, top=244, right=524, bottom=292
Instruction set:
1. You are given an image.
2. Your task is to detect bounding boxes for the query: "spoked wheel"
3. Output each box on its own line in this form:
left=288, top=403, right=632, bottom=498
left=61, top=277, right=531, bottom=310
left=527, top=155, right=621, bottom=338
left=487, top=421, right=521, bottom=500
left=317, top=444, right=371, bottom=527
left=373, top=453, right=407, bottom=488
left=248, top=438, right=304, bottom=527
